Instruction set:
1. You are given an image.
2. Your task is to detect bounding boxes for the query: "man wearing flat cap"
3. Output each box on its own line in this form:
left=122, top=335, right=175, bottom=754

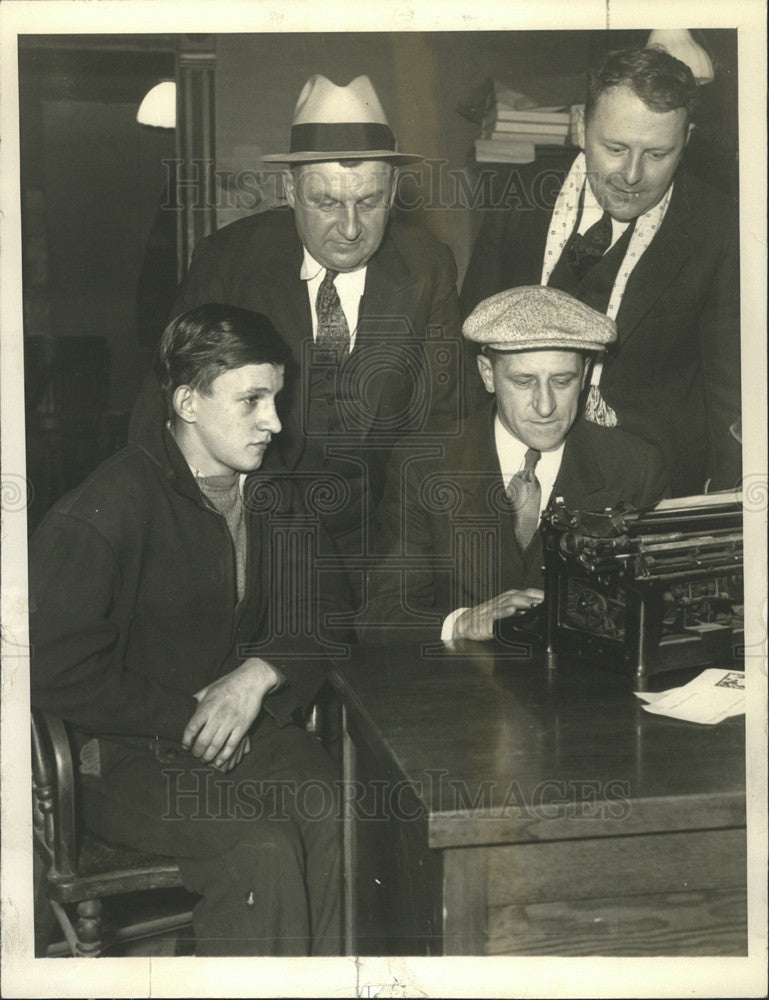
left=360, top=286, right=669, bottom=643
left=461, top=47, right=741, bottom=498
left=131, top=74, right=461, bottom=609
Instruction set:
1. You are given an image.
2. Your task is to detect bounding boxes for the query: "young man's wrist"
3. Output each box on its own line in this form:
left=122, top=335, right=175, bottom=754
left=244, top=656, right=284, bottom=693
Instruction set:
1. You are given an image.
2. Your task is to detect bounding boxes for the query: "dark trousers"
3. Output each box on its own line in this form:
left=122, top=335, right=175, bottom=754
left=81, top=715, right=342, bottom=956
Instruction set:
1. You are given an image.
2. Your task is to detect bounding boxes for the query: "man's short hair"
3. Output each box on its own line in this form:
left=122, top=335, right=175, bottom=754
left=585, top=47, right=700, bottom=124
left=156, top=304, right=291, bottom=416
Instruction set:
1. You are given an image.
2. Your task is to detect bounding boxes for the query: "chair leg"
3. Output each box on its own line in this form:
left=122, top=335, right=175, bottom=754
left=75, top=899, right=103, bottom=957
left=33, top=857, right=59, bottom=957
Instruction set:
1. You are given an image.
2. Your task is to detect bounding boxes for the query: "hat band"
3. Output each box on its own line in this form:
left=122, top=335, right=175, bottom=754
left=290, top=121, right=396, bottom=154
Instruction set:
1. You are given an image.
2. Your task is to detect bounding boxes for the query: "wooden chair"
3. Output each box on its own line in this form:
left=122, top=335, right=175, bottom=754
left=31, top=709, right=196, bottom=957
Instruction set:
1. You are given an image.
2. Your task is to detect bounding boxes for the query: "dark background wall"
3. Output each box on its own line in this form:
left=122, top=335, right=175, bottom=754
left=20, top=41, right=176, bottom=410
left=20, top=39, right=176, bottom=527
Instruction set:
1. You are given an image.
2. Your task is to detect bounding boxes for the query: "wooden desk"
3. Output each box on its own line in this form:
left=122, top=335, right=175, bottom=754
left=332, top=642, right=746, bottom=956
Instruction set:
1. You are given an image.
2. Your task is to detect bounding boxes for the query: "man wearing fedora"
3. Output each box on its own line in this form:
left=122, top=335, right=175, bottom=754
left=132, top=74, right=462, bottom=609
left=359, top=286, right=670, bottom=643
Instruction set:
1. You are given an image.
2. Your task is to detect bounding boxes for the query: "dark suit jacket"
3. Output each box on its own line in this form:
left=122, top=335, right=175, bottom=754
left=176, top=206, right=460, bottom=471
left=359, top=401, right=670, bottom=641
left=460, top=162, right=741, bottom=496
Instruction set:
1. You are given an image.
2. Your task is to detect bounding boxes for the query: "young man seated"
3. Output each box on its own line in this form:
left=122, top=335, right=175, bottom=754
left=29, top=304, right=344, bottom=956
left=359, top=286, right=670, bottom=644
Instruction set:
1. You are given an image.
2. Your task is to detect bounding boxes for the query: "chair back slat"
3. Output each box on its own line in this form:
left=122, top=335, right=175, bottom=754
left=31, top=709, right=194, bottom=956
left=31, top=710, right=80, bottom=877
left=31, top=713, right=55, bottom=864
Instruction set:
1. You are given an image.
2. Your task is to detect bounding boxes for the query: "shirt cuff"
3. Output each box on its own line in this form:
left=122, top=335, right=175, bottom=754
left=268, top=664, right=286, bottom=692
left=441, top=607, right=470, bottom=645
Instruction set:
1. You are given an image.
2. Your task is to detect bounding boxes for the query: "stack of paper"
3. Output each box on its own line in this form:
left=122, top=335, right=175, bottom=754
left=635, top=668, right=745, bottom=725
left=484, top=106, right=571, bottom=145
left=474, top=137, right=537, bottom=164
left=474, top=86, right=572, bottom=164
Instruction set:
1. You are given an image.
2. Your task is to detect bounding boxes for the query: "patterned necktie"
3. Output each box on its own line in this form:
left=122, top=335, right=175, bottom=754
left=507, top=447, right=542, bottom=549
left=568, top=210, right=613, bottom=281
left=315, top=269, right=350, bottom=362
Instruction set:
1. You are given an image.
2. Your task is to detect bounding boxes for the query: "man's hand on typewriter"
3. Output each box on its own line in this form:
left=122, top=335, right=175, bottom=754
left=452, top=588, right=544, bottom=642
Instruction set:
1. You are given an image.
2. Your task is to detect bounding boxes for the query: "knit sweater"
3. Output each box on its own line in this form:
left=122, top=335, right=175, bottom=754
left=196, top=471, right=247, bottom=604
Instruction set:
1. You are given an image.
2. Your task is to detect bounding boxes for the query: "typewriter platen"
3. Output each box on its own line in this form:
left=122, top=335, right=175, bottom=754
left=538, top=492, right=744, bottom=688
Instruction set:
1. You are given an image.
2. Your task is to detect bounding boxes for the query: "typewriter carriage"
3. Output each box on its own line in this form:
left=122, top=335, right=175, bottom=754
left=539, top=493, right=744, bottom=688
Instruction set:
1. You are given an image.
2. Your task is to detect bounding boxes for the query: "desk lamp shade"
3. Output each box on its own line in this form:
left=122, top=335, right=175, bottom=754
left=646, top=29, right=715, bottom=84
left=137, top=81, right=176, bottom=129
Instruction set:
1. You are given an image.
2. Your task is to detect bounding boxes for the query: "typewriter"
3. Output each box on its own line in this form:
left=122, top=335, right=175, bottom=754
left=538, top=492, right=744, bottom=688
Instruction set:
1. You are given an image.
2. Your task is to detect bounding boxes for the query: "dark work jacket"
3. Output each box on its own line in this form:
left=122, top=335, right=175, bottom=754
left=358, top=400, right=670, bottom=641
left=28, top=406, right=349, bottom=749
left=460, top=161, right=741, bottom=496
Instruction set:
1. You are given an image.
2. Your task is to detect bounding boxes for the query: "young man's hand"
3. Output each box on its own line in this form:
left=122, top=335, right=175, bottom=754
left=210, top=734, right=251, bottom=773
left=452, top=588, right=544, bottom=642
left=183, top=658, right=281, bottom=769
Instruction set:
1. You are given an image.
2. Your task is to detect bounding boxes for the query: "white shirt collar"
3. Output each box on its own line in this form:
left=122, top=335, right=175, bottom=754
left=299, top=249, right=324, bottom=282
left=493, top=414, right=566, bottom=518
left=300, top=248, right=367, bottom=290
left=579, top=177, right=630, bottom=248
left=300, top=249, right=367, bottom=344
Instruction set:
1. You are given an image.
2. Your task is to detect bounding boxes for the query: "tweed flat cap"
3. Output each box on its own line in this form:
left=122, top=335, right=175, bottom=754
left=462, top=286, right=617, bottom=352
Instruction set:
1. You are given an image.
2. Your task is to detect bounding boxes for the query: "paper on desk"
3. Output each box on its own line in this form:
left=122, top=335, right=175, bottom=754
left=635, top=668, right=745, bottom=724
left=635, top=690, right=664, bottom=703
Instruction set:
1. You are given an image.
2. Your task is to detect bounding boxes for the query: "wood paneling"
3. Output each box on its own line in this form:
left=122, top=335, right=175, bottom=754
left=485, top=828, right=747, bottom=904
left=487, top=888, right=747, bottom=956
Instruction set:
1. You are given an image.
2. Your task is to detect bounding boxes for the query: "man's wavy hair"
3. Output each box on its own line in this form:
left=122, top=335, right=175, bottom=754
left=585, top=47, right=700, bottom=125
left=156, top=304, right=291, bottom=420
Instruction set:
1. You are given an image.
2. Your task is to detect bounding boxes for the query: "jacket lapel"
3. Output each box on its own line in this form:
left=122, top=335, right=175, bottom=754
left=349, top=223, right=422, bottom=433
left=255, top=230, right=313, bottom=469
left=240, top=476, right=269, bottom=634
left=455, top=403, right=528, bottom=598
left=519, top=199, right=558, bottom=285
left=260, top=233, right=311, bottom=357
left=552, top=420, right=606, bottom=507
left=614, top=173, right=694, bottom=346
left=358, top=221, right=415, bottom=321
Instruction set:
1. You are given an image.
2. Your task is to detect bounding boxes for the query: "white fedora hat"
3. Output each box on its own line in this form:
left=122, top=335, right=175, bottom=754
left=261, top=74, right=422, bottom=164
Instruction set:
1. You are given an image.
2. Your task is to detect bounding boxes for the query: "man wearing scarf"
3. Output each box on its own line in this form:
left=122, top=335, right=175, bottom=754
left=461, top=47, right=741, bottom=497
